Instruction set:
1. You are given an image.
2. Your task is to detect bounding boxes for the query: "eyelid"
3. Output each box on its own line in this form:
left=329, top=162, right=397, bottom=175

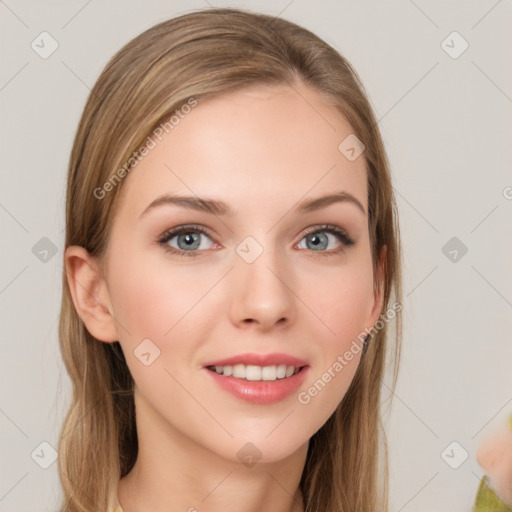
left=157, top=224, right=212, bottom=243
left=301, top=224, right=353, bottom=243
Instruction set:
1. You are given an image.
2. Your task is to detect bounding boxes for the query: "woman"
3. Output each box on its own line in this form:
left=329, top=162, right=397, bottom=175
left=58, top=7, right=402, bottom=512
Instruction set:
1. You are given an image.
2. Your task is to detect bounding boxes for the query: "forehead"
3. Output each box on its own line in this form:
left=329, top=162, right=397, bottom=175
left=114, top=81, right=367, bottom=221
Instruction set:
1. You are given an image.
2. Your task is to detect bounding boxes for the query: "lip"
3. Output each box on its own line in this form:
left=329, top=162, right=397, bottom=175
left=203, top=352, right=309, bottom=368
left=204, top=365, right=309, bottom=404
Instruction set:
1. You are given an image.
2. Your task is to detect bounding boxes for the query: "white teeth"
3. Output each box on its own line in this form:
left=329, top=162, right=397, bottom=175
left=276, top=365, right=287, bottom=379
left=261, top=366, right=276, bottom=380
left=210, top=364, right=300, bottom=381
left=245, top=365, right=262, bottom=381
left=232, top=364, right=245, bottom=378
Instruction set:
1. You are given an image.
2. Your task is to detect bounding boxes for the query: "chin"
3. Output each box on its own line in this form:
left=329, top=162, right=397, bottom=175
left=215, top=434, right=308, bottom=467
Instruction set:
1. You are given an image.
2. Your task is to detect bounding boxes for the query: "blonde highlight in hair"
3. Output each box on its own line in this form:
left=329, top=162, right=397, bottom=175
left=58, top=7, right=402, bottom=511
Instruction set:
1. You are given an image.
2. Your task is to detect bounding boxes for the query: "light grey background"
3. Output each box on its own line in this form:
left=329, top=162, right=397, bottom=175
left=1, top=1, right=511, bottom=511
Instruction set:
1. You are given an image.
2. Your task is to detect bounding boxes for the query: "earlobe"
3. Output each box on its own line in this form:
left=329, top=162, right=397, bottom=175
left=64, top=245, right=118, bottom=342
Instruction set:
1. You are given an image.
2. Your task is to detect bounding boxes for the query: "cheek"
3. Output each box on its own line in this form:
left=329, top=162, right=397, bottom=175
left=296, top=259, right=373, bottom=410
left=107, top=253, right=221, bottom=394
left=108, top=252, right=211, bottom=341
left=301, top=258, right=374, bottom=342
left=107, top=256, right=208, bottom=407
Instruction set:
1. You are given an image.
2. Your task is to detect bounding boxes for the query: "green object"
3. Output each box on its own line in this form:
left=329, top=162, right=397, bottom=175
left=473, top=476, right=512, bottom=512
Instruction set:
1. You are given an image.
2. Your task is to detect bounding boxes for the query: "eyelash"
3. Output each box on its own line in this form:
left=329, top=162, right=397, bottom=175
left=157, top=224, right=355, bottom=258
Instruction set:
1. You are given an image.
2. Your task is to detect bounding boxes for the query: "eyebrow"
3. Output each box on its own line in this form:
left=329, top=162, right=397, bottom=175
left=139, top=191, right=366, bottom=219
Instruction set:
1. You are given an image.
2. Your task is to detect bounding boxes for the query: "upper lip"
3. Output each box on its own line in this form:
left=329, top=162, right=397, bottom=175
left=203, top=352, right=309, bottom=368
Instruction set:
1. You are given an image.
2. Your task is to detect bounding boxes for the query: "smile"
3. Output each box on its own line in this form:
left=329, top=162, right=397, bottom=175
left=204, top=364, right=309, bottom=404
left=207, top=364, right=302, bottom=381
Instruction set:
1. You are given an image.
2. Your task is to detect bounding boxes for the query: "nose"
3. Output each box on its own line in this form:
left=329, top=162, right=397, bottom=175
left=229, top=240, right=297, bottom=332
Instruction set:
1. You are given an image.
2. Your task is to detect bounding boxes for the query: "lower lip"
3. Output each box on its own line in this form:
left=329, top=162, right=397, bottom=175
left=204, top=367, right=309, bottom=404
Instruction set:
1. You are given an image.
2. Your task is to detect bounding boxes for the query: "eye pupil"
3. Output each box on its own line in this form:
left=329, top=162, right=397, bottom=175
left=179, top=232, right=200, bottom=250
left=307, top=233, right=328, bottom=251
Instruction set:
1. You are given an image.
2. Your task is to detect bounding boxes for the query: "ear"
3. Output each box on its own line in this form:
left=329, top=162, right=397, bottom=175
left=366, top=244, right=387, bottom=328
left=64, top=245, right=118, bottom=342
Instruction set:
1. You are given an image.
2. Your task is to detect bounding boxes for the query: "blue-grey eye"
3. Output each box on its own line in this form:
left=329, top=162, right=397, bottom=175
left=297, top=226, right=353, bottom=252
left=177, top=232, right=201, bottom=250
left=305, top=232, right=330, bottom=251
left=158, top=226, right=213, bottom=255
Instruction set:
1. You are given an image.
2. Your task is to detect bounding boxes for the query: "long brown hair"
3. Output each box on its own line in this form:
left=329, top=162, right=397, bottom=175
left=58, top=7, right=402, bottom=511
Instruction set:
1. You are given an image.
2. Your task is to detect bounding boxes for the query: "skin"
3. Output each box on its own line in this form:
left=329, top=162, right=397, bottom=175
left=66, top=80, right=385, bottom=512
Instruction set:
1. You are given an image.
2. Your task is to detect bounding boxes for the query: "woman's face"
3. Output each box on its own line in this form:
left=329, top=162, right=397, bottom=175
left=100, top=81, right=383, bottom=464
